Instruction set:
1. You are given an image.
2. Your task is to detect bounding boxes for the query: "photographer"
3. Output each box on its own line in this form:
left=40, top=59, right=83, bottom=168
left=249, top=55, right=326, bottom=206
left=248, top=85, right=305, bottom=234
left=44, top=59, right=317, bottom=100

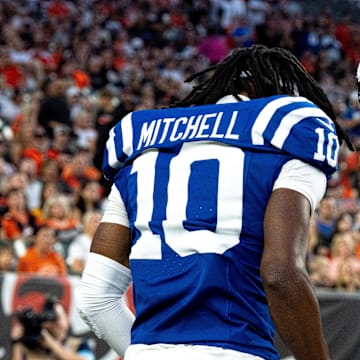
left=11, top=296, right=95, bottom=360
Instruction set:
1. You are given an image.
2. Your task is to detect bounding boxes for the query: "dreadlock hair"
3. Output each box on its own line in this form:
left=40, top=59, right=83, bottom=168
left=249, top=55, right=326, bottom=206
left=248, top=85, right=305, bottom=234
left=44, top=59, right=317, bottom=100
left=172, top=44, right=353, bottom=150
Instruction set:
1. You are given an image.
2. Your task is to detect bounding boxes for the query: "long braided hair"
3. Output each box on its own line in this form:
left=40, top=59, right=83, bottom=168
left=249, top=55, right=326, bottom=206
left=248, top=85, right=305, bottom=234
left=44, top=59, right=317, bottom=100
left=172, top=45, right=353, bottom=150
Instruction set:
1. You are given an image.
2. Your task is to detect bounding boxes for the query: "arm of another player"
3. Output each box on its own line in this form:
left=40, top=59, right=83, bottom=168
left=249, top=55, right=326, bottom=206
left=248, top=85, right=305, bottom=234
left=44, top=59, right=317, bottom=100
left=76, top=186, right=135, bottom=358
left=261, top=162, right=330, bottom=360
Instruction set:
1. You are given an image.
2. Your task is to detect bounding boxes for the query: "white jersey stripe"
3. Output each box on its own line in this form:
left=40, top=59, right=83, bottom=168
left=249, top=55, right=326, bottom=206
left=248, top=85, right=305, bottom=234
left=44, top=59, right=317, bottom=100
left=251, top=96, right=312, bottom=145
left=271, top=107, right=333, bottom=149
left=107, top=127, right=121, bottom=169
left=121, top=112, right=134, bottom=155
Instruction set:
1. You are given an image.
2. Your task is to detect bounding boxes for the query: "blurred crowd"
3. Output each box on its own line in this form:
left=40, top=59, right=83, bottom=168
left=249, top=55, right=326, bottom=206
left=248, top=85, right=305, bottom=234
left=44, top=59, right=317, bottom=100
left=0, top=0, right=360, bottom=292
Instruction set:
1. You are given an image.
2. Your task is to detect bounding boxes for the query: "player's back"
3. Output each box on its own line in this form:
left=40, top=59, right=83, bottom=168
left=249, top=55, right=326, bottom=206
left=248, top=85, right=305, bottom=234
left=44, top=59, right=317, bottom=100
left=103, top=95, right=339, bottom=360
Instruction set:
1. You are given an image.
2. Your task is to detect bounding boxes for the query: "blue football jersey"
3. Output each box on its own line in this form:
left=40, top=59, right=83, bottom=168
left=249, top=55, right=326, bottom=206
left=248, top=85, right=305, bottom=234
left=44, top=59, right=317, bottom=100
left=102, top=95, right=339, bottom=360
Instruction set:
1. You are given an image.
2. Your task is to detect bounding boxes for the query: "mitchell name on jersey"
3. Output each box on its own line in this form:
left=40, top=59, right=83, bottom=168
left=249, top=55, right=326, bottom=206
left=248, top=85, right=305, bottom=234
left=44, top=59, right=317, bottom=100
left=102, top=94, right=340, bottom=181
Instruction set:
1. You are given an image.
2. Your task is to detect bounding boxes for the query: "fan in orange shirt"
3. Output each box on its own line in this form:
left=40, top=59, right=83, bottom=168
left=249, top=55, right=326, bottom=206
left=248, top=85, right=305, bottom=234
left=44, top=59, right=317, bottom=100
left=1, top=187, right=37, bottom=245
left=41, top=195, right=79, bottom=232
left=61, top=151, right=101, bottom=193
left=40, top=195, right=81, bottom=256
left=17, top=226, right=67, bottom=276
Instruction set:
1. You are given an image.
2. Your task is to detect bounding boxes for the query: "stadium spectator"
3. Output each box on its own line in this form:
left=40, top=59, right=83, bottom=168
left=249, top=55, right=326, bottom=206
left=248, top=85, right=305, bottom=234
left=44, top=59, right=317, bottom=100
left=37, top=79, right=72, bottom=139
left=72, top=109, right=97, bottom=154
left=0, top=134, right=15, bottom=179
left=61, top=150, right=101, bottom=194
left=308, top=254, right=333, bottom=288
left=92, top=87, right=119, bottom=171
left=197, top=25, right=230, bottom=64
left=11, top=296, right=95, bottom=360
left=47, top=124, right=75, bottom=169
left=41, top=195, right=78, bottom=232
left=73, top=180, right=103, bottom=220
left=332, top=211, right=354, bottom=237
left=16, top=226, right=67, bottom=276
left=209, top=0, right=247, bottom=29
left=2, top=171, right=28, bottom=196
left=86, top=55, right=108, bottom=91
left=18, top=157, right=42, bottom=211
left=327, top=231, right=360, bottom=291
left=31, top=180, right=61, bottom=226
left=67, top=210, right=102, bottom=274
left=41, top=195, right=80, bottom=256
left=40, top=159, right=64, bottom=188
left=312, top=196, right=338, bottom=256
left=1, top=188, right=37, bottom=257
left=343, top=90, right=360, bottom=139
left=66, top=85, right=86, bottom=122
left=0, top=47, right=24, bottom=90
left=0, top=239, right=15, bottom=272
left=9, top=117, right=41, bottom=170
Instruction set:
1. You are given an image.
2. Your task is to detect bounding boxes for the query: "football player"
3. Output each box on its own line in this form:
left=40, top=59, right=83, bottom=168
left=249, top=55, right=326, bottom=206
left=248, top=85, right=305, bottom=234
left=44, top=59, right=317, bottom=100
left=77, top=45, right=353, bottom=360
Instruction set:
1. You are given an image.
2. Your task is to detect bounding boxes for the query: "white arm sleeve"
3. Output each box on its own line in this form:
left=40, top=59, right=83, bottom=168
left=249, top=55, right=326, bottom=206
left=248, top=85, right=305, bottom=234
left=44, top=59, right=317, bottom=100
left=76, top=252, right=135, bottom=357
left=101, top=184, right=130, bottom=226
left=273, top=159, right=327, bottom=214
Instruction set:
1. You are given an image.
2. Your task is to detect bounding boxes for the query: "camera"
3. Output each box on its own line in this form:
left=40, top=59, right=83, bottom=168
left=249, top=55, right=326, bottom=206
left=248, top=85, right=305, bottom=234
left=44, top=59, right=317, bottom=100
left=15, top=295, right=58, bottom=350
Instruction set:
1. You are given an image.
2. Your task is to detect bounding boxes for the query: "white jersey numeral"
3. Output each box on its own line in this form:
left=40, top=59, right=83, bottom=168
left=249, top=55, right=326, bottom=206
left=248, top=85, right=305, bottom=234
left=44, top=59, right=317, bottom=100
left=130, top=142, right=244, bottom=259
left=130, top=150, right=162, bottom=259
left=314, top=127, right=339, bottom=167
